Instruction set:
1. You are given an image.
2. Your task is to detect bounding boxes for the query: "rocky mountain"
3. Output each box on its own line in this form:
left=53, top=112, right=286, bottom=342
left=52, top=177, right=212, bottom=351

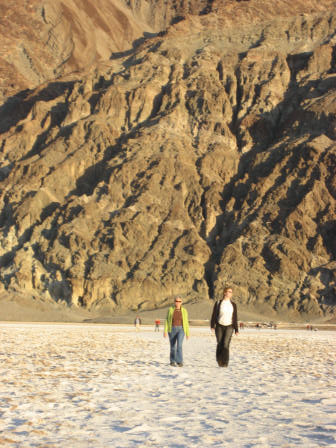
left=0, top=0, right=335, bottom=318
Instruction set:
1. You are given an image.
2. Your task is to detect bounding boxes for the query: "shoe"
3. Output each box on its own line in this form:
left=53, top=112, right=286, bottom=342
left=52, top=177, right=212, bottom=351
left=218, top=362, right=228, bottom=367
left=177, top=363, right=183, bottom=367
left=170, top=362, right=177, bottom=367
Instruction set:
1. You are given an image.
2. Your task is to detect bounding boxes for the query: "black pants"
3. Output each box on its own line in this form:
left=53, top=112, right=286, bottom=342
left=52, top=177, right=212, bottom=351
left=215, top=324, right=234, bottom=366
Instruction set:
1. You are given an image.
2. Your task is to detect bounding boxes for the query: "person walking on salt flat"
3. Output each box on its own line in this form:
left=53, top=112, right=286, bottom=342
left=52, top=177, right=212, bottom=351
left=210, top=286, right=239, bottom=367
left=134, top=316, right=141, bottom=331
left=164, top=297, right=190, bottom=367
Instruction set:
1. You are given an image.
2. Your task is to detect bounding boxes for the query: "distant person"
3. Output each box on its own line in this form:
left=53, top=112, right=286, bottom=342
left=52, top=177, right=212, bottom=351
left=210, top=286, right=238, bottom=367
left=134, top=316, right=141, bottom=331
left=154, top=319, right=160, bottom=332
left=239, top=322, right=245, bottom=330
left=164, top=297, right=189, bottom=367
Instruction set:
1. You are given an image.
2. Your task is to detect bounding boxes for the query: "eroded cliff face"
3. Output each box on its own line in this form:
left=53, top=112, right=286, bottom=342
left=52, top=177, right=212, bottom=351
left=0, top=0, right=335, bottom=316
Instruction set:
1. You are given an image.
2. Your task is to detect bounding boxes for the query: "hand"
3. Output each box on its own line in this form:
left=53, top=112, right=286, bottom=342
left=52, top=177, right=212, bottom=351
left=211, top=328, right=215, bottom=334
left=164, top=332, right=167, bottom=338
left=186, top=335, right=189, bottom=340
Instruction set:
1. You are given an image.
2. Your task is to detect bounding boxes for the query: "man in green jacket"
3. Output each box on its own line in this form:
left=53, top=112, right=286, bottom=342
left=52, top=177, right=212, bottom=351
left=164, top=297, right=190, bottom=367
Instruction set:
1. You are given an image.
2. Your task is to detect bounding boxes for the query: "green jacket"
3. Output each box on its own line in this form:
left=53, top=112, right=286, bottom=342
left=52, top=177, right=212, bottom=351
left=164, top=306, right=190, bottom=337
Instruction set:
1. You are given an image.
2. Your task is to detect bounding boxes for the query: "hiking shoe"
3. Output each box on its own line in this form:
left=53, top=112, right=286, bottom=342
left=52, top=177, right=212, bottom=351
left=177, top=363, right=183, bottom=367
left=170, top=362, right=177, bottom=367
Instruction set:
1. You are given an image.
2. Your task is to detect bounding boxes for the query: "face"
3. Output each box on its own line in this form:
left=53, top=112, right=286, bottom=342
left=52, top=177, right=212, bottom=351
left=174, top=297, right=182, bottom=309
left=224, top=289, right=233, bottom=299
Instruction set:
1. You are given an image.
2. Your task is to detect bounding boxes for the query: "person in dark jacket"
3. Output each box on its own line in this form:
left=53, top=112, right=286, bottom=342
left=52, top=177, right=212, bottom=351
left=210, top=286, right=238, bottom=367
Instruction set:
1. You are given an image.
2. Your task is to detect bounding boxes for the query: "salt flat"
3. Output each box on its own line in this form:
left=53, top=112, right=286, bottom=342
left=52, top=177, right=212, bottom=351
left=0, top=324, right=335, bottom=448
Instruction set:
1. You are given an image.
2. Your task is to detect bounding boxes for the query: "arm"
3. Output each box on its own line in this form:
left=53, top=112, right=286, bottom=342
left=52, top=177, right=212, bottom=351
left=182, top=308, right=190, bottom=338
left=210, top=301, right=218, bottom=329
left=232, top=302, right=239, bottom=334
left=164, top=308, right=171, bottom=337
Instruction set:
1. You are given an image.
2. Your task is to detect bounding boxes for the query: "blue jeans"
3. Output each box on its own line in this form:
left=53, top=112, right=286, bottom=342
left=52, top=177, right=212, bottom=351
left=168, top=326, right=185, bottom=364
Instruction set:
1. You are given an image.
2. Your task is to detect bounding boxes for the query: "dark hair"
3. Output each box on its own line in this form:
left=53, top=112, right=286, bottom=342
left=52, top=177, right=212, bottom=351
left=223, top=286, right=233, bottom=294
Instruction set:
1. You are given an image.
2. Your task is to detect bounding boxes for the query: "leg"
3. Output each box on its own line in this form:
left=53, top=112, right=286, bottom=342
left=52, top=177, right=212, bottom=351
left=215, top=325, right=225, bottom=366
left=168, top=327, right=178, bottom=364
left=175, top=327, right=185, bottom=365
left=215, top=325, right=233, bottom=366
left=221, top=326, right=234, bottom=366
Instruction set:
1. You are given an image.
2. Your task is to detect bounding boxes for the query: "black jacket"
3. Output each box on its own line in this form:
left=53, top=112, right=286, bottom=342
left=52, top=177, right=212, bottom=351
left=210, top=300, right=238, bottom=333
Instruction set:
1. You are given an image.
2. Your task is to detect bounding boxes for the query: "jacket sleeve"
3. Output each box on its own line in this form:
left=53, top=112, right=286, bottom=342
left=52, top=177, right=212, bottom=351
left=164, top=308, right=171, bottom=334
left=183, top=308, right=190, bottom=337
left=210, top=301, right=218, bottom=329
left=232, top=302, right=238, bottom=333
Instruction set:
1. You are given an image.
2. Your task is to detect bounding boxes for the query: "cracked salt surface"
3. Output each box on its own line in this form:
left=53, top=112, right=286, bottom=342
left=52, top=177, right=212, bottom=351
left=0, top=323, right=335, bottom=447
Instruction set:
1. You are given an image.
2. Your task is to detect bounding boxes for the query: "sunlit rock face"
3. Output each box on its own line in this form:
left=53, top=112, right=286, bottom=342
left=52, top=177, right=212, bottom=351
left=0, top=0, right=335, bottom=317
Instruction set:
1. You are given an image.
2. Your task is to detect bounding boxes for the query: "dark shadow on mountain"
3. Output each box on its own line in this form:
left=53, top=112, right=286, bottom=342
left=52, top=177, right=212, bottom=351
left=21, top=104, right=73, bottom=161
left=48, top=279, right=72, bottom=304
left=40, top=202, right=60, bottom=222
left=110, top=32, right=162, bottom=61
left=0, top=250, right=15, bottom=268
left=261, top=245, right=281, bottom=274
left=171, top=15, right=185, bottom=25
left=200, top=0, right=215, bottom=15
left=320, top=219, right=336, bottom=259
left=0, top=81, right=76, bottom=135
left=308, top=266, right=336, bottom=305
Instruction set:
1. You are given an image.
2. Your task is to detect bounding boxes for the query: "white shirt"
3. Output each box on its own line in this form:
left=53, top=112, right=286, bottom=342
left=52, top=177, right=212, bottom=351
left=218, top=299, right=234, bottom=326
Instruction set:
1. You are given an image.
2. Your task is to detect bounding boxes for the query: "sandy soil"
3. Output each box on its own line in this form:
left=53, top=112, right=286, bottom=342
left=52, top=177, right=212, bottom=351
left=0, top=293, right=334, bottom=329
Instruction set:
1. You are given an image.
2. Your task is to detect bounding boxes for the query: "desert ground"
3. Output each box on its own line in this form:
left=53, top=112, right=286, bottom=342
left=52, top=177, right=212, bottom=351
left=0, top=322, right=335, bottom=447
